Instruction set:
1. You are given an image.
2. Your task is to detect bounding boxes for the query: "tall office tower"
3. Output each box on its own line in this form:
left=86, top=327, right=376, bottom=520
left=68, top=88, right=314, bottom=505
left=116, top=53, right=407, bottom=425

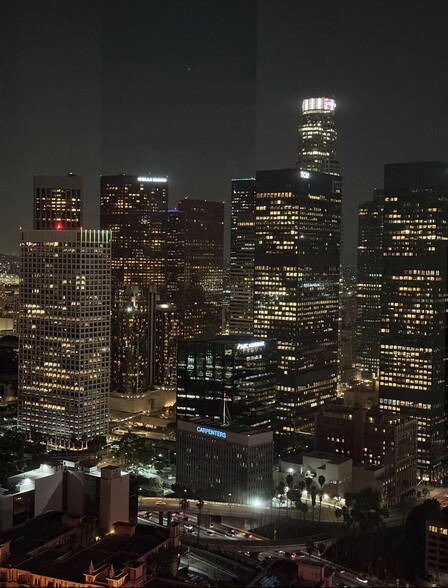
left=379, top=161, right=448, bottom=480
left=100, top=174, right=168, bottom=395
left=165, top=209, right=183, bottom=303
left=176, top=198, right=224, bottom=339
left=356, top=190, right=384, bottom=378
left=253, top=168, right=342, bottom=440
left=111, top=285, right=158, bottom=396
left=297, top=97, right=340, bottom=175
left=229, top=178, right=256, bottom=335
left=177, top=336, right=277, bottom=429
left=33, top=174, right=83, bottom=230
left=100, top=174, right=168, bottom=287
left=154, top=301, right=179, bottom=387
left=18, top=228, right=111, bottom=444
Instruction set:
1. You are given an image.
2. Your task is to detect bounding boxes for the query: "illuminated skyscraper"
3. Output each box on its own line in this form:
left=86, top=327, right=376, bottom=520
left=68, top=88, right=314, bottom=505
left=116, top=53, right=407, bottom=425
left=378, top=161, right=448, bottom=479
left=176, top=335, right=277, bottom=430
left=229, top=178, right=256, bottom=335
left=297, top=97, right=340, bottom=175
left=253, top=168, right=342, bottom=439
left=100, top=174, right=168, bottom=395
left=174, top=198, right=224, bottom=339
left=356, top=189, right=384, bottom=378
left=18, top=228, right=111, bottom=444
left=100, top=174, right=168, bottom=287
left=33, top=174, right=82, bottom=230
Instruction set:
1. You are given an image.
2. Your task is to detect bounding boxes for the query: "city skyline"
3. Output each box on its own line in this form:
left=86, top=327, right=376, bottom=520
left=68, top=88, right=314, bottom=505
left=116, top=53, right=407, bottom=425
left=1, top=1, right=448, bottom=264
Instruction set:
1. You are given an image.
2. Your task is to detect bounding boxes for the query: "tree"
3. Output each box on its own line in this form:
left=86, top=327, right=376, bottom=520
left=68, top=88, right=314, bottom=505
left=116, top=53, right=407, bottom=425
left=305, top=538, right=316, bottom=559
left=285, top=474, right=294, bottom=488
left=317, top=542, right=326, bottom=557
left=276, top=480, right=286, bottom=496
left=196, top=499, right=205, bottom=545
left=286, top=489, right=301, bottom=515
left=305, top=477, right=313, bottom=501
left=310, top=486, right=317, bottom=522
left=298, top=480, right=306, bottom=496
left=318, top=475, right=326, bottom=491
left=301, top=502, right=309, bottom=527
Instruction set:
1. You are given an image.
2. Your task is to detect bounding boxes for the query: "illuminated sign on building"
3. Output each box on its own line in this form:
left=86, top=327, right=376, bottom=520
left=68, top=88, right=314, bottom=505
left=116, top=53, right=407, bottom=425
left=196, top=426, right=227, bottom=439
left=302, top=97, right=336, bottom=112
left=300, top=171, right=310, bottom=179
left=137, top=176, right=168, bottom=183
left=236, top=341, right=265, bottom=351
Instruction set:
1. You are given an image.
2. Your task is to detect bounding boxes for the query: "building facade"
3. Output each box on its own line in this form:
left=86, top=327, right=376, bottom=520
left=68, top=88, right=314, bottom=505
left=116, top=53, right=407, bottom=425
left=18, top=229, right=111, bottom=443
left=229, top=178, right=256, bottom=335
left=176, top=420, right=273, bottom=503
left=356, top=190, right=384, bottom=378
left=176, top=336, right=277, bottom=430
left=33, top=174, right=83, bottom=230
left=378, top=161, right=448, bottom=479
left=297, top=97, right=340, bottom=175
left=253, top=168, right=342, bottom=439
left=175, top=198, right=224, bottom=339
left=100, top=174, right=168, bottom=288
left=314, top=404, right=417, bottom=504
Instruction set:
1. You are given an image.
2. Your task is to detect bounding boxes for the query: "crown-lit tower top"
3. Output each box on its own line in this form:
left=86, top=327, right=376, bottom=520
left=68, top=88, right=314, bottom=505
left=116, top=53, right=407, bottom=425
left=298, top=97, right=340, bottom=175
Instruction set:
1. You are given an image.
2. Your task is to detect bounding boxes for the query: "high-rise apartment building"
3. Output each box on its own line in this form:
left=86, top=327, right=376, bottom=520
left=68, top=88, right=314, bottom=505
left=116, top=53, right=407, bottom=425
left=229, top=178, right=256, bottom=335
left=100, top=174, right=168, bottom=287
left=253, top=168, right=342, bottom=439
left=18, top=228, right=111, bottom=444
left=174, top=198, right=224, bottom=339
left=33, top=174, right=82, bottom=230
left=177, top=335, right=277, bottom=430
left=297, top=97, right=340, bottom=175
left=356, top=190, right=384, bottom=378
left=154, top=301, right=179, bottom=387
left=378, top=161, right=448, bottom=479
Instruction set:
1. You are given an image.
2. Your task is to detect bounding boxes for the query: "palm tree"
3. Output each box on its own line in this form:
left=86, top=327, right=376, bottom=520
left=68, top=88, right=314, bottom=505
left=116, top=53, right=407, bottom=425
left=310, top=486, right=317, bottom=522
left=305, top=538, right=316, bottom=559
left=196, top=499, right=204, bottom=545
left=301, top=503, right=309, bottom=529
left=317, top=475, right=326, bottom=524
left=285, top=474, right=294, bottom=488
left=305, top=477, right=313, bottom=502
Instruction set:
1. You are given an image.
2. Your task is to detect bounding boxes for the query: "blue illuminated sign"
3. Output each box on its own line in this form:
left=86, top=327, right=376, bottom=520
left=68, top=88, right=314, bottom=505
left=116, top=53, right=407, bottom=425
left=196, top=426, right=227, bottom=439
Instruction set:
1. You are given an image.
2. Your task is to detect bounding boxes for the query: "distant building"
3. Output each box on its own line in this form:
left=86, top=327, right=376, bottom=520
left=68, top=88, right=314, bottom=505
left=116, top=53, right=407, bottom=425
left=0, top=463, right=137, bottom=533
left=176, top=420, right=273, bottom=503
left=314, top=404, right=417, bottom=504
left=298, top=97, right=340, bottom=175
left=253, top=168, right=342, bottom=439
left=355, top=189, right=384, bottom=378
left=229, top=178, right=256, bottom=335
left=33, top=173, right=83, bottom=230
left=176, top=335, right=277, bottom=430
left=378, top=162, right=448, bottom=479
left=18, top=228, right=111, bottom=444
left=0, top=514, right=180, bottom=587
left=174, top=198, right=224, bottom=339
left=100, top=174, right=168, bottom=288
left=426, top=508, right=448, bottom=584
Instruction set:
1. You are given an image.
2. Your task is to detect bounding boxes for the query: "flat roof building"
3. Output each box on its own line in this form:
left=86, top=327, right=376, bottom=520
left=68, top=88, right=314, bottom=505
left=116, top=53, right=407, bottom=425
left=176, top=420, right=273, bottom=504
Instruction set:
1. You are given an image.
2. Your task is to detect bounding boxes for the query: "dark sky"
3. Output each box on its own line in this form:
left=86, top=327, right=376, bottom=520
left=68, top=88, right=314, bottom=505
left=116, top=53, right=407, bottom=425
left=1, top=1, right=448, bottom=263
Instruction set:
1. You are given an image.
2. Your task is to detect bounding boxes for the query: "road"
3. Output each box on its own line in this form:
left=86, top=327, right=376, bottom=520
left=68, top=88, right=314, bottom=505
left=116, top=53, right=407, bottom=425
left=139, top=495, right=343, bottom=524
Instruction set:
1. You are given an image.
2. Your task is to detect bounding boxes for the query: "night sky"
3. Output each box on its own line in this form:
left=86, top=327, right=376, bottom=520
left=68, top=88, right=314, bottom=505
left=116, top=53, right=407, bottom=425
left=1, top=0, right=447, bottom=263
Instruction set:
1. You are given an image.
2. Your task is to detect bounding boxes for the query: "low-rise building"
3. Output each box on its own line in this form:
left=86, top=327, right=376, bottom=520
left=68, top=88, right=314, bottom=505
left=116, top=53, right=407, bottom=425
left=246, top=558, right=335, bottom=587
left=0, top=463, right=137, bottom=533
left=426, top=508, right=448, bottom=584
left=0, top=513, right=180, bottom=587
left=314, top=403, right=417, bottom=504
left=176, top=419, right=273, bottom=503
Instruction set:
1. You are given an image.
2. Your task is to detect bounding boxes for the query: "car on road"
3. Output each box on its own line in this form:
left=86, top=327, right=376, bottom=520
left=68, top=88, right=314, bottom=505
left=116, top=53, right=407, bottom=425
left=186, top=528, right=195, bottom=534
left=206, top=530, right=214, bottom=536
left=144, top=512, right=152, bottom=518
left=185, top=524, right=194, bottom=531
left=184, top=516, right=192, bottom=522
left=245, top=532, right=253, bottom=539
left=155, top=501, right=166, bottom=505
